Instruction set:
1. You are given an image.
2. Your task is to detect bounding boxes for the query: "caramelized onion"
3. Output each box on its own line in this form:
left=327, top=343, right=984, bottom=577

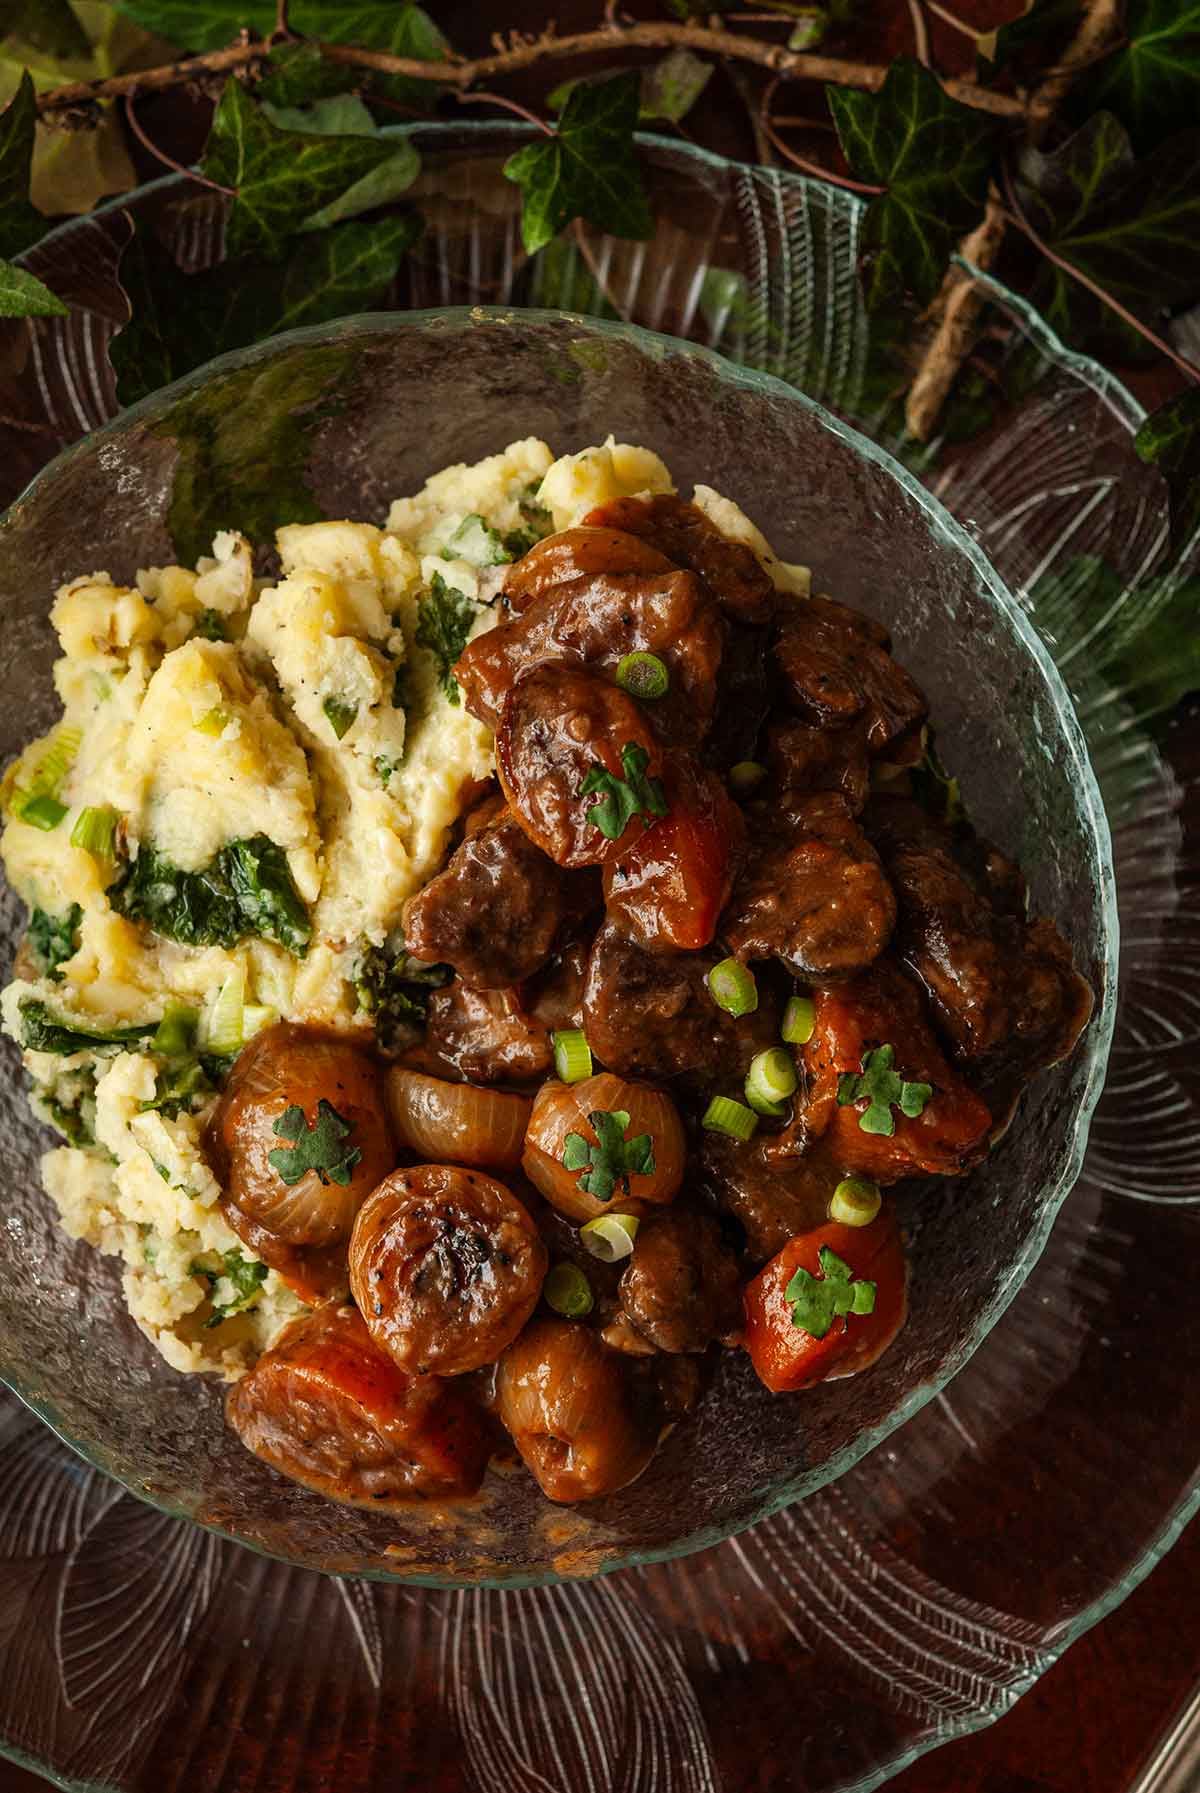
left=385, top=1066, right=531, bottom=1173
left=522, top=1070, right=685, bottom=1222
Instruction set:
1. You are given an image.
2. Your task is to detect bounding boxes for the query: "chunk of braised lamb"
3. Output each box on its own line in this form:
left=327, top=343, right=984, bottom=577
left=582, top=918, right=777, bottom=1082
left=721, top=792, right=896, bottom=981
left=525, top=936, right=590, bottom=1034
left=766, top=716, right=872, bottom=814
left=774, top=594, right=928, bottom=751
left=496, top=663, right=666, bottom=869
left=421, top=981, right=552, bottom=1085
left=456, top=568, right=722, bottom=743
left=617, top=1208, right=743, bottom=1352
left=801, top=959, right=992, bottom=1183
left=864, top=796, right=1092, bottom=1076
left=503, top=526, right=676, bottom=615
left=582, top=494, right=776, bottom=624
left=697, top=1131, right=837, bottom=1264
left=602, top=759, right=745, bottom=952
left=402, top=807, right=564, bottom=989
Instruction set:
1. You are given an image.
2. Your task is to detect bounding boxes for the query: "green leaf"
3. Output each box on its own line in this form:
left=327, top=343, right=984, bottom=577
left=579, top=742, right=669, bottom=842
left=0, top=256, right=65, bottom=315
left=445, top=513, right=511, bottom=568
left=562, top=1108, right=655, bottom=1203
left=1029, top=553, right=1200, bottom=724
left=259, top=89, right=421, bottom=227
left=19, top=997, right=157, bottom=1056
left=836, top=1043, right=932, bottom=1136
left=415, top=571, right=476, bottom=704
left=111, top=835, right=312, bottom=955
left=1017, top=114, right=1200, bottom=358
left=785, top=1244, right=877, bottom=1340
left=257, top=40, right=357, bottom=107
left=0, top=69, right=43, bottom=257
left=192, top=1248, right=269, bottom=1324
left=267, top=1097, right=362, bottom=1186
left=1075, top=0, right=1200, bottom=153
left=1135, top=388, right=1200, bottom=554
left=353, top=934, right=448, bottom=1040
left=28, top=902, right=82, bottom=980
left=322, top=694, right=357, bottom=739
left=827, top=56, right=1001, bottom=309
left=202, top=76, right=411, bottom=259
left=0, top=0, right=92, bottom=59
left=977, top=0, right=1082, bottom=76
left=504, top=71, right=653, bottom=256
left=908, top=733, right=965, bottom=825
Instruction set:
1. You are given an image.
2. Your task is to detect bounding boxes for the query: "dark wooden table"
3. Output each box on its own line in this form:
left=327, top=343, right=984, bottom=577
left=4, top=1, right=1195, bottom=1787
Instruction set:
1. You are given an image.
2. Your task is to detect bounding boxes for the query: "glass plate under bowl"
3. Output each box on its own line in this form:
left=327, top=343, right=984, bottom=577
left=0, top=125, right=1193, bottom=1793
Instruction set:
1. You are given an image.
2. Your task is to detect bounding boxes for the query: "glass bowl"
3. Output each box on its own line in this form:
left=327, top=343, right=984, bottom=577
left=0, top=124, right=1192, bottom=1793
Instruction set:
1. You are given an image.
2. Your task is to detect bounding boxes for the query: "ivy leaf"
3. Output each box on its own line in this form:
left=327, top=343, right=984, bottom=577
left=562, top=1108, right=656, bottom=1204
left=1075, top=0, right=1200, bottom=153
left=260, top=93, right=420, bottom=230
left=111, top=214, right=417, bottom=405
left=1017, top=113, right=1200, bottom=358
left=580, top=742, right=669, bottom=842
left=202, top=76, right=411, bottom=259
left=836, top=1043, right=932, bottom=1136
left=640, top=48, right=712, bottom=123
left=267, top=1097, right=362, bottom=1186
left=976, top=0, right=1082, bottom=77
left=257, top=41, right=358, bottom=108
left=827, top=57, right=1001, bottom=310
left=0, top=69, right=43, bottom=257
left=1135, top=389, right=1200, bottom=554
left=505, top=71, right=653, bottom=256
left=785, top=1245, right=877, bottom=1340
left=0, top=257, right=66, bottom=315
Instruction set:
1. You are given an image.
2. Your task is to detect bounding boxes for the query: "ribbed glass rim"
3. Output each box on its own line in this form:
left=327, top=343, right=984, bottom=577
left=0, top=120, right=1163, bottom=1793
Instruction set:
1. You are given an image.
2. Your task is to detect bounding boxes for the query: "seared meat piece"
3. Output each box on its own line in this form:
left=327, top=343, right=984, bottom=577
left=802, top=958, right=992, bottom=1183
left=618, top=1209, right=742, bottom=1352
left=402, top=806, right=564, bottom=989
left=603, top=758, right=745, bottom=952
left=583, top=917, right=776, bottom=1082
left=525, top=936, right=590, bottom=1032
left=422, top=981, right=552, bottom=1084
left=503, top=526, right=676, bottom=614
left=865, top=797, right=1093, bottom=1074
left=583, top=495, right=776, bottom=624
left=704, top=617, right=772, bottom=770
left=774, top=594, right=927, bottom=751
left=766, top=717, right=871, bottom=814
left=497, top=663, right=665, bottom=869
left=698, top=1132, right=836, bottom=1263
left=456, top=567, right=723, bottom=742
left=722, top=793, right=896, bottom=981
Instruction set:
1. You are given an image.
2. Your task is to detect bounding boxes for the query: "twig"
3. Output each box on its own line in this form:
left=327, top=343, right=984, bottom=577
left=760, top=76, right=886, bottom=195
left=460, top=90, right=553, bottom=133
left=122, top=93, right=237, bottom=194
left=905, top=195, right=1005, bottom=439
left=923, top=0, right=979, bottom=43
left=999, top=162, right=1200, bottom=382
left=37, top=23, right=1028, bottom=118
left=907, top=0, right=932, bottom=67
left=1026, top=0, right=1120, bottom=143
left=272, top=0, right=291, bottom=41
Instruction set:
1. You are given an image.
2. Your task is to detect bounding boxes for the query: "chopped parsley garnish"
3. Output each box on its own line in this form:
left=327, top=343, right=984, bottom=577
left=192, top=608, right=227, bottom=641
left=836, top=1044, right=932, bottom=1137
left=19, top=998, right=157, bottom=1057
left=415, top=572, right=477, bottom=705
left=28, top=903, right=82, bottom=981
left=267, top=1098, right=362, bottom=1187
left=445, top=513, right=511, bottom=567
left=111, top=836, right=311, bottom=957
left=322, top=695, right=357, bottom=740
left=191, top=1250, right=269, bottom=1327
left=786, top=1245, right=877, bottom=1340
left=580, top=742, right=669, bottom=841
left=562, top=1108, right=656, bottom=1203
left=374, top=754, right=401, bottom=788
left=353, top=936, right=450, bottom=1043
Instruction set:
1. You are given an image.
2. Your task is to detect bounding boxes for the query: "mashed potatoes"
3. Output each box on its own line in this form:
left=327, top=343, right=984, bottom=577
left=0, top=437, right=808, bottom=1376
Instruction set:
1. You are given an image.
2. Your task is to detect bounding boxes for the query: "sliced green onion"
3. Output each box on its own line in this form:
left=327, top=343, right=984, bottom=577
left=195, top=705, right=230, bottom=737
left=702, top=1095, right=759, bottom=1141
left=746, top=1048, right=798, bottom=1115
left=151, top=998, right=199, bottom=1058
left=781, top=994, right=816, bottom=1045
left=322, top=696, right=357, bottom=741
left=580, top=1212, right=640, bottom=1263
left=70, top=804, right=118, bottom=859
left=707, top=957, right=758, bottom=1018
left=615, top=651, right=669, bottom=701
left=553, top=1028, right=593, bottom=1084
left=544, top=1261, right=594, bottom=1318
left=830, top=1175, right=882, bottom=1227
left=729, top=760, right=767, bottom=797
left=31, top=725, right=82, bottom=793
left=203, top=964, right=246, bottom=1056
left=18, top=793, right=68, bottom=831
left=241, top=1004, right=277, bottom=1040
